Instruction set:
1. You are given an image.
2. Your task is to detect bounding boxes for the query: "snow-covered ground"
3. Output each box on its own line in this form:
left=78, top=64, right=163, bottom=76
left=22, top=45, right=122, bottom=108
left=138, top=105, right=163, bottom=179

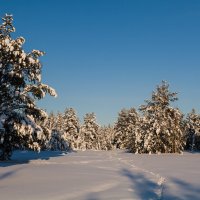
left=0, top=150, right=200, bottom=200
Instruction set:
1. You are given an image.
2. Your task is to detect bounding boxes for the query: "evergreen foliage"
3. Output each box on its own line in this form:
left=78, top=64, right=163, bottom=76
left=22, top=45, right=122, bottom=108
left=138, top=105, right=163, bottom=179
left=62, top=108, right=81, bottom=150
left=80, top=113, right=99, bottom=150
left=97, top=125, right=115, bottom=150
left=185, top=109, right=200, bottom=151
left=114, top=108, right=139, bottom=150
left=47, top=112, right=69, bottom=151
left=0, top=14, right=57, bottom=160
left=46, top=112, right=56, bottom=131
left=138, top=81, right=184, bottom=153
left=48, top=129, right=69, bottom=151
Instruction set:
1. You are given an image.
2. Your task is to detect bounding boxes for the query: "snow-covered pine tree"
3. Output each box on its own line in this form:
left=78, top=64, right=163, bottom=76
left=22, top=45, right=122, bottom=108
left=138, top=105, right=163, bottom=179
left=80, top=113, right=99, bottom=150
left=97, top=125, right=115, bottom=150
left=114, top=108, right=139, bottom=150
left=42, top=112, right=56, bottom=150
left=48, top=112, right=69, bottom=151
left=48, top=129, right=67, bottom=151
left=35, top=116, right=51, bottom=150
left=55, top=112, right=63, bottom=132
left=0, top=14, right=57, bottom=160
left=139, top=81, right=184, bottom=153
left=114, top=109, right=127, bottom=149
left=185, top=109, right=200, bottom=151
left=46, top=112, right=56, bottom=131
left=62, top=108, right=81, bottom=150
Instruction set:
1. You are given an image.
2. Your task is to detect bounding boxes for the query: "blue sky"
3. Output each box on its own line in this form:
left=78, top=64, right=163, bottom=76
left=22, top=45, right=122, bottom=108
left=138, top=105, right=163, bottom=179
left=1, top=0, right=200, bottom=125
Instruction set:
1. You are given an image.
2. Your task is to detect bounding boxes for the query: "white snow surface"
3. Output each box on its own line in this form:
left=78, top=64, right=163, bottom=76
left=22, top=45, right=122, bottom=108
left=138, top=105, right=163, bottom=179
left=0, top=150, right=200, bottom=200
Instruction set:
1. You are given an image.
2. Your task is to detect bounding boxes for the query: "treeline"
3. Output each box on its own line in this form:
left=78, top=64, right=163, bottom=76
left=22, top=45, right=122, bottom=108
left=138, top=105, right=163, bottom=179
left=41, top=110, right=114, bottom=151
left=42, top=81, right=200, bottom=154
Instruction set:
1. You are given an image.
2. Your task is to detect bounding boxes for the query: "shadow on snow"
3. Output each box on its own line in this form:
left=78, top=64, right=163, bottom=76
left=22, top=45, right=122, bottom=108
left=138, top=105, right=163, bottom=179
left=0, top=150, right=72, bottom=167
left=121, top=168, right=200, bottom=200
left=122, top=168, right=160, bottom=200
left=164, top=178, right=200, bottom=200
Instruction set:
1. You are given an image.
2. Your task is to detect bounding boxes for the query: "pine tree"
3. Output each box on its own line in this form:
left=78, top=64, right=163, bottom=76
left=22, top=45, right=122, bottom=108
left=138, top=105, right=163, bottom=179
left=34, top=113, right=52, bottom=150
left=139, top=81, right=184, bottom=153
left=48, top=129, right=69, bottom=151
left=0, top=14, right=57, bottom=160
left=80, top=113, right=99, bottom=150
left=97, top=125, right=115, bottom=150
left=185, top=109, right=200, bottom=151
left=42, top=112, right=56, bottom=150
left=114, top=108, right=139, bottom=150
left=48, top=112, right=69, bottom=151
left=62, top=108, right=80, bottom=150
left=56, top=112, right=63, bottom=132
left=46, top=112, right=56, bottom=131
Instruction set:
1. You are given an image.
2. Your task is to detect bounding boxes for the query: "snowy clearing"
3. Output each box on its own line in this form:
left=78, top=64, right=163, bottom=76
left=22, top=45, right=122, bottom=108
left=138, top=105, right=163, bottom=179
left=0, top=150, right=200, bottom=200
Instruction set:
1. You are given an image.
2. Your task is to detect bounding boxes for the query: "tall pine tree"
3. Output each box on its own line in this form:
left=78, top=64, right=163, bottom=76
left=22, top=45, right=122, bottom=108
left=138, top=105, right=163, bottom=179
left=80, top=113, right=99, bottom=150
left=62, top=108, right=80, bottom=150
left=185, top=109, right=200, bottom=151
left=139, top=81, right=184, bottom=153
left=0, top=14, right=57, bottom=160
left=114, top=108, right=139, bottom=150
left=97, top=125, right=115, bottom=150
left=48, top=112, right=70, bottom=151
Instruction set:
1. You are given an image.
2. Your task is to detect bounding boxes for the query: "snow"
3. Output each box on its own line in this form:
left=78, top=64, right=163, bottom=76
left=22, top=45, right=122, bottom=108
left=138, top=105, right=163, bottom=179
left=0, top=116, right=5, bottom=131
left=0, top=150, right=200, bottom=200
left=0, top=121, right=3, bottom=129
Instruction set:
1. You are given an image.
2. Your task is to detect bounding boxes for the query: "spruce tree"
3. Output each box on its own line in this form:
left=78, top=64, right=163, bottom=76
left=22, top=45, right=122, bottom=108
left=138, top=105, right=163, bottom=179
left=34, top=114, right=52, bottom=150
left=46, top=112, right=56, bottom=131
left=62, top=108, right=80, bottom=150
left=97, top=125, right=115, bottom=150
left=185, top=109, right=200, bottom=151
left=0, top=14, right=57, bottom=160
left=80, top=113, right=99, bottom=150
left=114, top=108, right=139, bottom=150
left=48, top=112, right=69, bottom=151
left=139, top=81, right=184, bottom=153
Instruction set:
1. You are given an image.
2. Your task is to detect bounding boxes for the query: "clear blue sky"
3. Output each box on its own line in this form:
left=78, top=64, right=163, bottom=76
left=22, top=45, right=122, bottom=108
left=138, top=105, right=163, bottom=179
left=1, top=0, right=200, bottom=125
